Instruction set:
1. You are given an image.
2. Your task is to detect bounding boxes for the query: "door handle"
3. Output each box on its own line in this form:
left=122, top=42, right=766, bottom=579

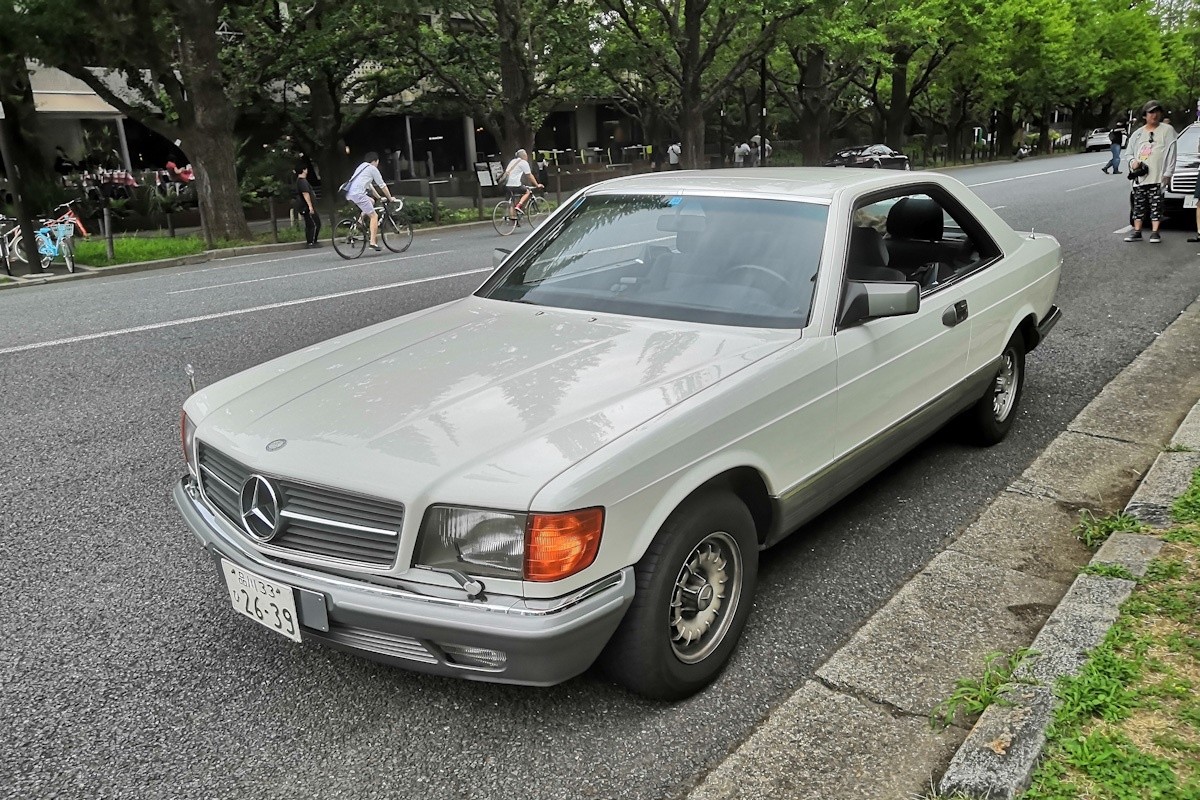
left=941, top=300, right=969, bottom=327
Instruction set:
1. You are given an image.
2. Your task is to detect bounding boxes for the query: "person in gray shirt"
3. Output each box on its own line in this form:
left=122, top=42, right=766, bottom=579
left=1124, top=100, right=1176, bottom=243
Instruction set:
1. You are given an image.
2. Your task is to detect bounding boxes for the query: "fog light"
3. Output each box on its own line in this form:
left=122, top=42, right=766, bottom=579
left=439, top=643, right=507, bottom=670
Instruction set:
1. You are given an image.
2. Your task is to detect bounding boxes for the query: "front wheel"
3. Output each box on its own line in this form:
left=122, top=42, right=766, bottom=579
left=966, top=333, right=1025, bottom=445
left=599, top=492, right=758, bottom=701
left=381, top=214, right=413, bottom=253
left=492, top=200, right=517, bottom=236
left=331, top=217, right=366, bottom=260
left=525, top=196, right=547, bottom=225
left=62, top=238, right=77, bottom=273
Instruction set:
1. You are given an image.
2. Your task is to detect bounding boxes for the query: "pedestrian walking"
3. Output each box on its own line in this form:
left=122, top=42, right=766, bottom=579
left=667, top=141, right=681, bottom=169
left=1124, top=100, right=1177, bottom=243
left=1101, top=122, right=1126, bottom=174
left=294, top=164, right=321, bottom=247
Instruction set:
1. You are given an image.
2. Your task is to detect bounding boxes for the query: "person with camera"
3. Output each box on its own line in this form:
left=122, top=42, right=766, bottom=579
left=1124, top=100, right=1176, bottom=243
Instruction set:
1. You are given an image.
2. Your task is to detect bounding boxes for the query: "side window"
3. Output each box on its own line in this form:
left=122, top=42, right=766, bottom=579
left=848, top=190, right=995, bottom=292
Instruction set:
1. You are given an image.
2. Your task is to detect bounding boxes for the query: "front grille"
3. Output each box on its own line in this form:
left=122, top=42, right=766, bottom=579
left=1171, top=169, right=1199, bottom=195
left=317, top=624, right=439, bottom=665
left=197, top=443, right=403, bottom=567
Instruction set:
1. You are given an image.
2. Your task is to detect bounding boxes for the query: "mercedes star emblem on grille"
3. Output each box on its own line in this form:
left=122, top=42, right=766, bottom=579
left=239, top=475, right=282, bottom=542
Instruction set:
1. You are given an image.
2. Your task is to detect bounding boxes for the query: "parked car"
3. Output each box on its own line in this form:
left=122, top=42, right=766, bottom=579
left=1129, top=122, right=1199, bottom=227
left=1084, top=128, right=1111, bottom=152
left=174, top=168, right=1061, bottom=701
left=824, top=144, right=910, bottom=170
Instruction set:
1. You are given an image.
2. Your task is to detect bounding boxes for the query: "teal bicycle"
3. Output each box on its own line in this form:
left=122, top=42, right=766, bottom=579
left=35, top=221, right=78, bottom=273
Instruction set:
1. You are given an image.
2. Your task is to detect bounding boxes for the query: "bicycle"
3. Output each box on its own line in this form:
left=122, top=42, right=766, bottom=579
left=47, top=199, right=91, bottom=238
left=331, top=198, right=413, bottom=260
left=35, top=221, right=77, bottom=273
left=492, top=190, right=549, bottom=236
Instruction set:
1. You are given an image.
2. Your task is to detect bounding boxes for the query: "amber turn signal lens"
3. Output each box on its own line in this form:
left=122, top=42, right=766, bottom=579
left=524, top=508, right=604, bottom=582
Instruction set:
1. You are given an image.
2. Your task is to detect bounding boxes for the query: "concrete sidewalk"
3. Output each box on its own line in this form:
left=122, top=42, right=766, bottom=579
left=687, top=295, right=1200, bottom=800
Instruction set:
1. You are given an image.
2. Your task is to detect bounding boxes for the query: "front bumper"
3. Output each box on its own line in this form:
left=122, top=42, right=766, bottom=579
left=173, top=477, right=635, bottom=686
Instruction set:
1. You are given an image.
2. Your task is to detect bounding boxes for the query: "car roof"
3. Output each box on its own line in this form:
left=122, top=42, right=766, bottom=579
left=582, top=167, right=939, bottom=203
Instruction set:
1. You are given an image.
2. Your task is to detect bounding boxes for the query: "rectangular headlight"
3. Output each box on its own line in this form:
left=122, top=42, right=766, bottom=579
left=416, top=506, right=527, bottom=578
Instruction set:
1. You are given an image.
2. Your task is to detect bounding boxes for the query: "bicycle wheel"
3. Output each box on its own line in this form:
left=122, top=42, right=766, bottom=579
left=11, top=232, right=27, bottom=263
left=34, top=233, right=52, bottom=271
left=525, top=196, right=547, bottom=225
left=492, top=200, right=518, bottom=236
left=381, top=213, right=413, bottom=253
left=331, top=217, right=367, bottom=260
left=62, top=237, right=77, bottom=273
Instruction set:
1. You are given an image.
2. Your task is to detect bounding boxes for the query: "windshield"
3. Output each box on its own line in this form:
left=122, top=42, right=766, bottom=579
left=1177, top=124, right=1200, bottom=156
left=477, top=194, right=827, bottom=328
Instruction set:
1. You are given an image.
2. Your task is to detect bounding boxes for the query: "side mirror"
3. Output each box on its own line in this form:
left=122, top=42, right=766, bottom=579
left=493, top=248, right=511, bottom=268
left=838, top=280, right=920, bottom=328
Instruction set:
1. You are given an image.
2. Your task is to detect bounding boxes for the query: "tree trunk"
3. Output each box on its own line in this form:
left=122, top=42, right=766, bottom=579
left=680, top=94, right=706, bottom=169
left=886, top=51, right=910, bottom=148
left=174, top=2, right=251, bottom=242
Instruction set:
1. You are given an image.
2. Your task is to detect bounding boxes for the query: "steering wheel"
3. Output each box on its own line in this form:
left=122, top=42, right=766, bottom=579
left=726, top=263, right=792, bottom=295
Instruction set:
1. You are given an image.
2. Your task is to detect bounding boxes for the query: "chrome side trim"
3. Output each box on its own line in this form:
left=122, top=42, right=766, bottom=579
left=199, top=462, right=236, bottom=494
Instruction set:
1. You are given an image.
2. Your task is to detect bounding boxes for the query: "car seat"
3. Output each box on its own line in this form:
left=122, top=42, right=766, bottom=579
left=846, top=225, right=906, bottom=282
left=884, top=197, right=964, bottom=283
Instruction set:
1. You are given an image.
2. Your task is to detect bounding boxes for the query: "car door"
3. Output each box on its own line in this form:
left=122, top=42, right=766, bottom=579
left=834, top=192, right=972, bottom=461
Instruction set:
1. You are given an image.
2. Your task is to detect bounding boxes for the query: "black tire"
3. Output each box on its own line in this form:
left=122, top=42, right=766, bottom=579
left=525, top=196, right=546, bottom=225
left=966, top=333, right=1025, bottom=445
left=381, top=213, right=413, bottom=253
left=492, top=200, right=517, bottom=236
left=63, top=238, right=77, bottom=273
left=599, top=492, right=758, bottom=701
left=331, top=217, right=366, bottom=260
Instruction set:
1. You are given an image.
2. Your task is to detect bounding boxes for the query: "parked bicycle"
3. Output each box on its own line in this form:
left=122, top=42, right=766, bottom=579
left=331, top=198, right=413, bottom=259
left=48, top=199, right=91, bottom=238
left=36, top=221, right=78, bottom=273
left=492, top=190, right=549, bottom=236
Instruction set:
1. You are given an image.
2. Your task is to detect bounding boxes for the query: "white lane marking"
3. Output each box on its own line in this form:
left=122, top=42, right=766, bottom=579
left=166, top=250, right=454, bottom=294
left=1065, top=180, right=1112, bottom=193
left=117, top=250, right=325, bottom=282
left=992, top=205, right=1007, bottom=211
left=0, top=267, right=493, bottom=356
left=966, top=163, right=1100, bottom=187
left=1114, top=225, right=1133, bottom=234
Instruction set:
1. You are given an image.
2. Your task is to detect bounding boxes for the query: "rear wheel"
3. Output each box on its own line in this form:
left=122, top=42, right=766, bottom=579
left=492, top=200, right=517, bottom=236
left=599, top=492, right=758, bottom=701
left=331, top=217, right=366, bottom=260
left=381, top=213, right=413, bottom=253
left=967, top=333, right=1025, bottom=445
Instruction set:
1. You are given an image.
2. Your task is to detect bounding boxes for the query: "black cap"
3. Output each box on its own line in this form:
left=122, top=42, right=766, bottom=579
left=1142, top=99, right=1164, bottom=114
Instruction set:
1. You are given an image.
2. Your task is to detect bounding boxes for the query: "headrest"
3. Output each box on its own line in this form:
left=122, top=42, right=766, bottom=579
left=848, top=225, right=889, bottom=268
left=886, top=197, right=943, bottom=241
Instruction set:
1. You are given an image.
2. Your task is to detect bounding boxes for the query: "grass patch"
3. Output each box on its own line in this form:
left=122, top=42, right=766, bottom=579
left=1081, top=562, right=1136, bottom=581
left=73, top=226, right=307, bottom=267
left=930, top=648, right=1038, bottom=730
left=1172, top=468, right=1200, bottom=525
left=1074, top=510, right=1149, bottom=548
left=1019, top=534, right=1200, bottom=799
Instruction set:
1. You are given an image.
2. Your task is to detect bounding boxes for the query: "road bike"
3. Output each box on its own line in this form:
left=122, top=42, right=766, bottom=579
left=492, top=190, right=549, bottom=236
left=331, top=198, right=413, bottom=260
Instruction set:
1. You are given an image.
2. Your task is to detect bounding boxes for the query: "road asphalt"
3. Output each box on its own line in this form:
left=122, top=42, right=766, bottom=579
left=7, top=229, right=1200, bottom=800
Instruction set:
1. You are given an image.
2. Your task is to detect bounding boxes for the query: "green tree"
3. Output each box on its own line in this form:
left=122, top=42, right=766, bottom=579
left=26, top=0, right=251, bottom=243
left=408, top=0, right=596, bottom=159
left=225, top=0, right=424, bottom=212
left=596, top=0, right=811, bottom=168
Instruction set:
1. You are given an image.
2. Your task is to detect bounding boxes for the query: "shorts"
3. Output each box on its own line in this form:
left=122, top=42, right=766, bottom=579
left=347, top=193, right=374, bottom=215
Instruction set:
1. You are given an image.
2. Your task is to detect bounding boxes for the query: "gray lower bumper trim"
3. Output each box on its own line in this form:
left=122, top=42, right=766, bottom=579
left=175, top=478, right=635, bottom=686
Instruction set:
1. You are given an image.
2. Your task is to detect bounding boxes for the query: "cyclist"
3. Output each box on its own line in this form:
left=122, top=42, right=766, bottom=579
left=498, top=149, right=543, bottom=219
left=344, top=152, right=397, bottom=251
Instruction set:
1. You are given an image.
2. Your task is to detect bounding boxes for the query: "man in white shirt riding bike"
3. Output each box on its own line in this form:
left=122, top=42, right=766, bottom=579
left=497, top=149, right=543, bottom=218
left=345, top=151, right=397, bottom=251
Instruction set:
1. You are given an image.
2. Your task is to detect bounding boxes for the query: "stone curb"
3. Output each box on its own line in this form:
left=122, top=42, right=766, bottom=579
left=0, top=218, right=496, bottom=290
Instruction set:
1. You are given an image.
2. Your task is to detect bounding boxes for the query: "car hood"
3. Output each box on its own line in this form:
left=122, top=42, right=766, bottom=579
left=195, top=296, right=795, bottom=508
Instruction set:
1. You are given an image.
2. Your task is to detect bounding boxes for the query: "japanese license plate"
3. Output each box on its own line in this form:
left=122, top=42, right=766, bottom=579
left=221, top=559, right=302, bottom=642
left=1186, top=195, right=1197, bottom=209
